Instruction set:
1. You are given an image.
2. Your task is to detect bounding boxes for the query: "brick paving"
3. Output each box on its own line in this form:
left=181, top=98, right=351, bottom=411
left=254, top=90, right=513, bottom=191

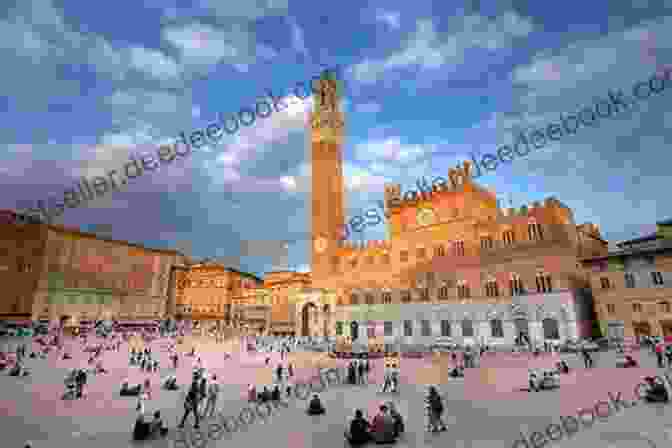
left=1, top=335, right=671, bottom=448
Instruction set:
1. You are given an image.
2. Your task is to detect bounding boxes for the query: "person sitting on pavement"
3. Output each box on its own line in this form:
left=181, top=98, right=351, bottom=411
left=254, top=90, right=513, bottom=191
left=621, top=355, right=639, bottom=368
left=371, top=404, right=397, bottom=443
left=385, top=401, right=405, bottom=437
left=120, top=379, right=142, bottom=396
left=643, top=376, right=669, bottom=403
left=163, top=376, right=179, bottom=390
left=148, top=411, right=169, bottom=438
left=449, top=365, right=464, bottom=378
left=271, top=385, right=281, bottom=402
left=307, top=394, right=326, bottom=415
left=556, top=360, right=570, bottom=374
left=344, top=409, right=372, bottom=446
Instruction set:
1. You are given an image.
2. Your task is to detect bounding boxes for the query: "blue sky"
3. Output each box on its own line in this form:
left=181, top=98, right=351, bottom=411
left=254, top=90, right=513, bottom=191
left=1, top=0, right=671, bottom=277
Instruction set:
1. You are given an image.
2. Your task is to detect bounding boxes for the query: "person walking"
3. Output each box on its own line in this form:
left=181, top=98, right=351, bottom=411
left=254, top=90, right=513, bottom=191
left=178, top=381, right=201, bottom=429
left=288, top=363, right=294, bottom=378
left=276, top=364, right=284, bottom=383
left=203, top=375, right=219, bottom=418
left=358, top=359, right=366, bottom=385
left=656, top=341, right=665, bottom=368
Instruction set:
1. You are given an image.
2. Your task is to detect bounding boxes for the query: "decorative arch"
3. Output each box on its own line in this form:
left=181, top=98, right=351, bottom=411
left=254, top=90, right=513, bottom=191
left=300, top=302, right=318, bottom=337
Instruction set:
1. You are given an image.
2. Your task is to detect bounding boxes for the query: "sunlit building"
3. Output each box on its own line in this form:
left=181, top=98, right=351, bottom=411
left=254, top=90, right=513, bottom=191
left=247, top=72, right=609, bottom=348
left=581, top=218, right=672, bottom=341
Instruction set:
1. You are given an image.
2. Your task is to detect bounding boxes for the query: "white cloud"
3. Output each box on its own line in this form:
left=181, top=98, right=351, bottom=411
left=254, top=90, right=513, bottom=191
left=163, top=23, right=242, bottom=68
left=353, top=137, right=430, bottom=163
left=128, top=46, right=182, bottom=81
left=376, top=10, right=401, bottom=29
left=351, top=12, right=534, bottom=84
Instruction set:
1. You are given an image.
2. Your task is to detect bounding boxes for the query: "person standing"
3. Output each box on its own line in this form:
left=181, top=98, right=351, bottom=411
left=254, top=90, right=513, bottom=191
left=358, top=360, right=365, bottom=385
left=288, top=362, right=294, bottom=378
left=276, top=364, right=284, bottom=383
left=178, top=381, right=201, bottom=429
left=203, top=375, right=219, bottom=418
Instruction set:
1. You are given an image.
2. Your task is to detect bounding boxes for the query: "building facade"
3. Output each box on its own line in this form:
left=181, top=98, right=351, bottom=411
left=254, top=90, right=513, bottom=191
left=581, top=219, right=672, bottom=341
left=0, top=215, right=184, bottom=326
left=173, top=260, right=262, bottom=327
left=268, top=73, right=609, bottom=347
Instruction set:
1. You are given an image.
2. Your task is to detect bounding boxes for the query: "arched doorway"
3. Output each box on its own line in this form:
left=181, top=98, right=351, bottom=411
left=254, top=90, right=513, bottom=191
left=350, top=321, right=359, bottom=341
left=542, top=318, right=560, bottom=340
left=301, top=302, right=317, bottom=337
left=322, top=304, right=330, bottom=338
left=514, top=318, right=529, bottom=345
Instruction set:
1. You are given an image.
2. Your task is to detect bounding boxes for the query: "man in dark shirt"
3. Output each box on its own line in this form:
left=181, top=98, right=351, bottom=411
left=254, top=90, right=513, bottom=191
left=178, top=382, right=201, bottom=429
left=346, top=409, right=371, bottom=446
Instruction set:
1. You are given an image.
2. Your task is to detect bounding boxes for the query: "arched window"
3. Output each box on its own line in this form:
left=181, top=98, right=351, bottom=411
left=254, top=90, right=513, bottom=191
left=457, top=281, right=470, bottom=299
left=542, top=318, right=560, bottom=340
left=365, top=293, right=375, bottom=305
left=438, top=285, right=449, bottom=300
left=528, top=218, right=544, bottom=241
left=659, top=301, right=671, bottom=313
left=461, top=319, right=474, bottom=337
left=536, top=271, right=552, bottom=293
left=490, top=319, right=504, bottom=338
left=382, top=292, right=392, bottom=304
left=485, top=278, right=499, bottom=297
left=434, top=245, right=446, bottom=257
left=454, top=240, right=465, bottom=256
left=510, top=274, right=524, bottom=296
left=502, top=230, right=515, bottom=246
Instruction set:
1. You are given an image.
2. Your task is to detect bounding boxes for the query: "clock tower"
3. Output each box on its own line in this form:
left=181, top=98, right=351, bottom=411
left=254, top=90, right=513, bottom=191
left=310, top=71, right=345, bottom=283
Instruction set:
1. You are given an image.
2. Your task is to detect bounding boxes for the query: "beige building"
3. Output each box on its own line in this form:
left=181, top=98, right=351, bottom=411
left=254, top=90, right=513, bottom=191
left=581, top=219, right=672, bottom=340
left=173, top=260, right=262, bottom=326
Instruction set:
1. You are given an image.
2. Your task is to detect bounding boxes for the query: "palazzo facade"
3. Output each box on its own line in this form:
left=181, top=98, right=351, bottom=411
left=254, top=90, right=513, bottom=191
left=581, top=218, right=672, bottom=341
left=0, top=216, right=184, bottom=327
left=245, top=72, right=609, bottom=347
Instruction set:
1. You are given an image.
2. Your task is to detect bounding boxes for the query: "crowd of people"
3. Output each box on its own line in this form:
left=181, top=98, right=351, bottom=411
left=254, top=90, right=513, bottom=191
left=4, top=322, right=672, bottom=447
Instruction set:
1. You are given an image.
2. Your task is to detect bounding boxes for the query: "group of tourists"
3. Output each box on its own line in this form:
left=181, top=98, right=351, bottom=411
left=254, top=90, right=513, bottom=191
left=345, top=402, right=405, bottom=445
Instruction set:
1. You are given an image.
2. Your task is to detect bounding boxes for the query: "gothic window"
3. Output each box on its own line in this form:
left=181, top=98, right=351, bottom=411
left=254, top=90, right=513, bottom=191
left=485, top=279, right=499, bottom=297
left=454, top=241, right=465, bottom=256
left=435, top=245, right=446, bottom=257
left=457, top=281, right=470, bottom=299
left=490, top=319, right=504, bottom=338
left=606, top=304, right=616, bottom=314
left=652, top=271, right=664, bottom=285
left=365, top=293, right=375, bottom=305
left=659, top=301, right=671, bottom=313
left=510, top=274, right=524, bottom=296
left=535, top=272, right=552, bottom=293
left=481, top=236, right=494, bottom=250
left=528, top=219, right=544, bottom=241
left=632, top=303, right=642, bottom=312
left=421, top=320, right=431, bottom=336
left=382, top=292, right=392, bottom=304
left=600, top=277, right=611, bottom=289
left=503, top=230, right=515, bottom=245
left=624, top=273, right=636, bottom=288
left=461, top=319, right=474, bottom=337
left=438, top=285, right=449, bottom=300
left=440, top=320, right=451, bottom=337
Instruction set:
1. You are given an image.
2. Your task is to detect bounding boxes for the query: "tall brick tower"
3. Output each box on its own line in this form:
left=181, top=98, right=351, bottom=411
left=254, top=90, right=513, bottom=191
left=310, top=71, right=345, bottom=283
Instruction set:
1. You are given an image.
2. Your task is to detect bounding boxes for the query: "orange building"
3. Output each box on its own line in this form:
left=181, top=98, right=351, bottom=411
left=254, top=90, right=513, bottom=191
left=173, top=260, right=262, bottom=327
left=249, top=73, right=610, bottom=348
left=0, top=214, right=183, bottom=327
